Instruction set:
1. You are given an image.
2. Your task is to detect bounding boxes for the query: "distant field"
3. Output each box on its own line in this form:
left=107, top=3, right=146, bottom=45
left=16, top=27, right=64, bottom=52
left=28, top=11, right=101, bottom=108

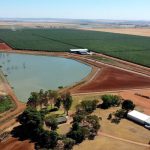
left=0, top=29, right=150, bottom=67
left=83, top=28, right=150, bottom=37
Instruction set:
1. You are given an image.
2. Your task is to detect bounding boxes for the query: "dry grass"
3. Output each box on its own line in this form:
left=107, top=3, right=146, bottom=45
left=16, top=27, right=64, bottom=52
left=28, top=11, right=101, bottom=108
left=93, top=108, right=150, bottom=144
left=73, top=136, right=149, bottom=150
left=72, top=93, right=150, bottom=150
left=82, top=28, right=150, bottom=37
left=57, top=123, right=72, bottom=135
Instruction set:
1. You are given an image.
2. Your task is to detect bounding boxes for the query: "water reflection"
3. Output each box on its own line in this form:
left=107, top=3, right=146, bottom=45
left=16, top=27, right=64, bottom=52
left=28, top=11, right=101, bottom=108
left=0, top=53, right=27, bottom=74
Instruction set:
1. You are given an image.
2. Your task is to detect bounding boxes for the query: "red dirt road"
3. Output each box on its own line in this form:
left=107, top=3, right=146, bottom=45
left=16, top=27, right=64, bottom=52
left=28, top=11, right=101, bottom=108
left=0, top=43, right=12, bottom=50
left=74, top=67, right=150, bottom=93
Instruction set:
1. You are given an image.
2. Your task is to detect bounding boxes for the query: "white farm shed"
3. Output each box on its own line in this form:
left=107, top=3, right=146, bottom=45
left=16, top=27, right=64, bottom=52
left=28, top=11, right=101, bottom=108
left=127, top=110, right=150, bottom=126
left=70, top=49, right=91, bottom=55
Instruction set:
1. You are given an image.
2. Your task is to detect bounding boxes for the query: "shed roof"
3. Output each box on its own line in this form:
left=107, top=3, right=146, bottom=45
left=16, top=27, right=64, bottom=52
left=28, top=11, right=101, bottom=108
left=70, top=49, right=88, bottom=52
left=145, top=118, right=150, bottom=125
left=128, top=110, right=150, bottom=122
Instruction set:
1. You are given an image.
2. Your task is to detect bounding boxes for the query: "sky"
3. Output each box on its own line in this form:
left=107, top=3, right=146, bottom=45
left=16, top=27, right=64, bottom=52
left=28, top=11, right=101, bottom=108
left=0, top=0, right=150, bottom=20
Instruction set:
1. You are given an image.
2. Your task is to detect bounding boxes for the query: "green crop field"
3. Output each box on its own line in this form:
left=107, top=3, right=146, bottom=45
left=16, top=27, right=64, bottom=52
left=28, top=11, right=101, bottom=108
left=0, top=28, right=150, bottom=67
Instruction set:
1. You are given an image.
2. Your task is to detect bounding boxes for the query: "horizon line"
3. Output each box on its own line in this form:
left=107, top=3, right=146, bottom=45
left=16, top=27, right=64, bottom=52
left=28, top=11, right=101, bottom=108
left=0, top=17, right=150, bottom=22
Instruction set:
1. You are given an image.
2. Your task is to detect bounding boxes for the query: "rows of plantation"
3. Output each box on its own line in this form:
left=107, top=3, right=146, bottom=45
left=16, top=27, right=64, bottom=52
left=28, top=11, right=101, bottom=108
left=0, top=29, right=150, bottom=67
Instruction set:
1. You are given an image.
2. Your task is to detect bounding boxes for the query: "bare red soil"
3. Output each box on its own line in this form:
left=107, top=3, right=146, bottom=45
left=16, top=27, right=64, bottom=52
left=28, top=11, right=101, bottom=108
left=0, top=137, right=34, bottom=150
left=74, top=67, right=150, bottom=93
left=0, top=43, right=12, bottom=50
left=119, top=89, right=150, bottom=115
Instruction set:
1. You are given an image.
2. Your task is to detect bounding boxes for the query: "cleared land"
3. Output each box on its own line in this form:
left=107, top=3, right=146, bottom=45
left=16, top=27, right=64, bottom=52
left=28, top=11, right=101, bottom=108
left=0, top=29, right=150, bottom=67
left=83, top=28, right=150, bottom=37
left=74, top=67, right=150, bottom=93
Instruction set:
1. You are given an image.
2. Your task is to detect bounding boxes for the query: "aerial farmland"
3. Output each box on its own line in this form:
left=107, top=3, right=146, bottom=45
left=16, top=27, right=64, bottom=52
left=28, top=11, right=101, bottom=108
left=0, top=1, right=150, bottom=150
left=0, top=28, right=150, bottom=67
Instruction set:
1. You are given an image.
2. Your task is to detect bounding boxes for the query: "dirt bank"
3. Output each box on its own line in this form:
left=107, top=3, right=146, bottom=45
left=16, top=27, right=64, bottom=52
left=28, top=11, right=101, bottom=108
left=0, top=43, right=12, bottom=50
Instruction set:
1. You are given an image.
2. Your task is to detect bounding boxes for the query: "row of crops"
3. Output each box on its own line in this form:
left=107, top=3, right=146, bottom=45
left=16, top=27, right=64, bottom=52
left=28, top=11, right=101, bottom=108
left=0, top=28, right=150, bottom=67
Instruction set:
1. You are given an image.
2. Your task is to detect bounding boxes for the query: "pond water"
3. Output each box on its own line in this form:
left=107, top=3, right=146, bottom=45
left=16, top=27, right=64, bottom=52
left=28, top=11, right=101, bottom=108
left=0, top=53, right=92, bottom=102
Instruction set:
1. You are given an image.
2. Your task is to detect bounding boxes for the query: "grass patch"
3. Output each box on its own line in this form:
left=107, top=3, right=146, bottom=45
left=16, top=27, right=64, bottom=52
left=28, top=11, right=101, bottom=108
left=0, top=95, right=14, bottom=113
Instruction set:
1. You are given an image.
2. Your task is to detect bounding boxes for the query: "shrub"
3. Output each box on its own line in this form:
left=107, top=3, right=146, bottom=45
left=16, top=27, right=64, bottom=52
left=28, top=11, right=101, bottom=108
left=78, top=100, right=99, bottom=113
left=114, top=109, right=127, bottom=118
left=122, top=100, right=135, bottom=111
left=101, top=95, right=121, bottom=109
left=63, top=138, right=75, bottom=150
left=54, top=98, right=61, bottom=109
left=111, top=117, right=120, bottom=124
left=67, top=128, right=86, bottom=144
left=107, top=113, right=112, bottom=120
left=45, top=116, right=58, bottom=130
left=73, top=113, right=85, bottom=123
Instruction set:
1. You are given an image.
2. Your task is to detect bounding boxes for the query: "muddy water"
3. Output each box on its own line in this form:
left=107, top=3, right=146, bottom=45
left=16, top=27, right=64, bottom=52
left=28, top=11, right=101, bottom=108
left=0, top=52, right=91, bottom=102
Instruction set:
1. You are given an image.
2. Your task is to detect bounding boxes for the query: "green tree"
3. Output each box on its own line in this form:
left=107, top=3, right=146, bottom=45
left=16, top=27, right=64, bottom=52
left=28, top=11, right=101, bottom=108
left=38, top=130, right=58, bottom=149
left=101, top=94, right=121, bottom=109
left=62, top=92, right=73, bottom=115
left=43, top=91, right=49, bottom=106
left=63, top=138, right=75, bottom=150
left=45, top=116, right=58, bottom=130
left=73, top=113, right=85, bottom=123
left=27, top=92, right=39, bottom=108
left=48, top=90, right=58, bottom=109
left=67, top=128, right=85, bottom=143
left=114, top=109, right=127, bottom=118
left=79, top=100, right=99, bottom=113
left=54, top=97, right=61, bottom=109
left=122, top=100, right=135, bottom=111
left=49, top=131, right=59, bottom=148
left=17, top=107, right=44, bottom=131
left=86, top=115, right=100, bottom=132
left=39, top=89, right=44, bottom=109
